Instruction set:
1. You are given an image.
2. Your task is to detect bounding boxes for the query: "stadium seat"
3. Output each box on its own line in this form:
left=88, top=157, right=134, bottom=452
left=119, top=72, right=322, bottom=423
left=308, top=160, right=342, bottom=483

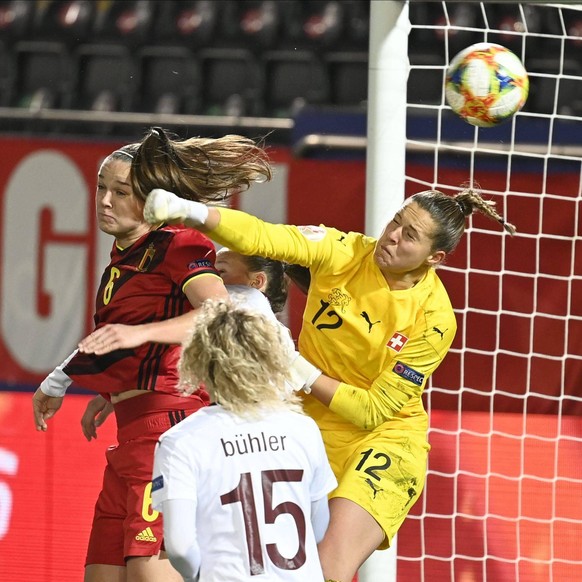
left=410, top=2, right=484, bottom=63
left=557, top=77, right=582, bottom=116
left=262, top=49, right=329, bottom=117
left=408, top=2, right=447, bottom=65
left=484, top=3, right=527, bottom=55
left=525, top=58, right=582, bottom=116
left=490, top=4, right=561, bottom=61
left=0, top=0, right=34, bottom=45
left=136, top=46, right=200, bottom=114
left=0, top=42, right=14, bottom=106
left=525, top=74, right=561, bottom=116
left=564, top=14, right=582, bottom=72
left=341, top=0, right=370, bottom=51
left=152, top=0, right=219, bottom=49
left=11, top=41, right=73, bottom=110
left=407, top=66, right=445, bottom=107
left=564, top=9, right=582, bottom=47
left=29, top=0, right=95, bottom=47
left=199, top=47, right=263, bottom=116
left=324, top=52, right=368, bottom=109
left=73, top=44, right=137, bottom=112
left=90, top=0, right=156, bottom=48
left=278, top=0, right=345, bottom=51
left=218, top=0, right=281, bottom=51
left=445, top=3, right=486, bottom=60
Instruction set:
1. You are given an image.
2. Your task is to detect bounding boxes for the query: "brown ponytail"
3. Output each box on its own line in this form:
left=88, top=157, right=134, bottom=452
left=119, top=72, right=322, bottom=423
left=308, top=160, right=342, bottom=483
left=130, top=127, right=272, bottom=203
left=411, top=187, right=516, bottom=254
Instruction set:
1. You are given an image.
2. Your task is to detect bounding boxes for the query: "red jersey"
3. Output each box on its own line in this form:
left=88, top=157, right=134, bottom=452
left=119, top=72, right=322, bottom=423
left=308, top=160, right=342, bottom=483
left=64, top=225, right=217, bottom=399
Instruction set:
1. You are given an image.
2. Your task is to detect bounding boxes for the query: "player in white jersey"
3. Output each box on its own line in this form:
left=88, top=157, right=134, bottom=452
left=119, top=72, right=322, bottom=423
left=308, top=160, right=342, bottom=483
left=151, top=298, right=337, bottom=582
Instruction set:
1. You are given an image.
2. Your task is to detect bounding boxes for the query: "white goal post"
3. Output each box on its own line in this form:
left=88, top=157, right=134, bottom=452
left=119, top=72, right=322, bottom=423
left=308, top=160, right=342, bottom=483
left=361, top=1, right=582, bottom=581
left=360, top=1, right=409, bottom=581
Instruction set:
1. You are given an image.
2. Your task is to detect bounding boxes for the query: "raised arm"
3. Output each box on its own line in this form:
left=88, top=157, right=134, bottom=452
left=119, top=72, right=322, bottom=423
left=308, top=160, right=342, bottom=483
left=144, top=189, right=320, bottom=266
left=299, top=328, right=454, bottom=430
left=78, top=275, right=228, bottom=356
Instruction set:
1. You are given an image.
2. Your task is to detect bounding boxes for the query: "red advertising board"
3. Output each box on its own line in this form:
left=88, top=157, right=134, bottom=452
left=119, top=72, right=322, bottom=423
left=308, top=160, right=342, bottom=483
left=0, top=392, right=117, bottom=580
left=2, top=392, right=581, bottom=581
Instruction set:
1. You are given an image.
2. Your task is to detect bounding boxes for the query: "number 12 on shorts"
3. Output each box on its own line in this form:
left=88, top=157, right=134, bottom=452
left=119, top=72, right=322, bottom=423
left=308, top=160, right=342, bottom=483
left=220, top=469, right=306, bottom=574
left=355, top=448, right=391, bottom=481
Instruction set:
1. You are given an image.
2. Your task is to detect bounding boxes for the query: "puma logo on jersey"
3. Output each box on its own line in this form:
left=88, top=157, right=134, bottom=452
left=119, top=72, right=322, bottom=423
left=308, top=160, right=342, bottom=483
left=360, top=311, right=380, bottom=333
left=135, top=527, right=157, bottom=542
left=366, top=478, right=381, bottom=498
left=432, top=326, right=447, bottom=340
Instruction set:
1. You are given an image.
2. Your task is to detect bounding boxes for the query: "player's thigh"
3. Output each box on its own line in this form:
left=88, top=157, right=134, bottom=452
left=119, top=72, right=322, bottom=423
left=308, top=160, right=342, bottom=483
left=126, top=553, right=183, bottom=582
left=84, top=563, right=126, bottom=582
left=318, top=496, right=385, bottom=572
left=86, top=453, right=128, bottom=567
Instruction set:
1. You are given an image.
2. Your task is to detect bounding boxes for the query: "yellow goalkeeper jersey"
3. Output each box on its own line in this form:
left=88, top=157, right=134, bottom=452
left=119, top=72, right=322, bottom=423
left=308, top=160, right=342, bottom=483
left=211, top=208, right=457, bottom=435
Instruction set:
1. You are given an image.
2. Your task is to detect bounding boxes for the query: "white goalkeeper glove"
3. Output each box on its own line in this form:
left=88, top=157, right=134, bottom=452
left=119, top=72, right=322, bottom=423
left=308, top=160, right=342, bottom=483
left=39, top=350, right=77, bottom=397
left=287, top=352, right=322, bottom=394
left=144, top=188, right=209, bottom=226
left=276, top=325, right=321, bottom=394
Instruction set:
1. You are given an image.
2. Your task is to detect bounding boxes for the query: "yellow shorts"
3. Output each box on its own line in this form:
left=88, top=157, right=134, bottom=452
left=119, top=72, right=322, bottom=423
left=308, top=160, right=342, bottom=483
left=322, top=427, right=430, bottom=550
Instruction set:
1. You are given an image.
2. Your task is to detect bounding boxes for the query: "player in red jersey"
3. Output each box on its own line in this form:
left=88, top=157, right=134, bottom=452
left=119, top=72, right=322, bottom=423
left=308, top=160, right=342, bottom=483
left=31, top=128, right=272, bottom=582
left=79, top=249, right=291, bottom=441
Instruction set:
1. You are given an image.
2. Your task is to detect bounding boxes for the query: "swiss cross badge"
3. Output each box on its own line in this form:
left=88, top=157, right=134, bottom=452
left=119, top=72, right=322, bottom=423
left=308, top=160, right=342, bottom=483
left=387, top=332, right=408, bottom=352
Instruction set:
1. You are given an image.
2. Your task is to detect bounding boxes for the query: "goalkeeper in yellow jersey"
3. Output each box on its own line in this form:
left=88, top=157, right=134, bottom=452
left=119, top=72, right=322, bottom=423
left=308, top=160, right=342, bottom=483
left=134, top=127, right=515, bottom=582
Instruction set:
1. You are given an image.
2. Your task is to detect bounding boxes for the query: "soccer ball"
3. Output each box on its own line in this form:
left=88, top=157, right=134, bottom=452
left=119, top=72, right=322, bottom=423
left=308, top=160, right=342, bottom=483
left=445, top=42, right=529, bottom=127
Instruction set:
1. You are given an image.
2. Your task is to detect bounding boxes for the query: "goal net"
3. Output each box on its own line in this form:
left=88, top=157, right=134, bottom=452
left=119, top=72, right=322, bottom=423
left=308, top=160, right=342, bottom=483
left=398, top=2, right=582, bottom=581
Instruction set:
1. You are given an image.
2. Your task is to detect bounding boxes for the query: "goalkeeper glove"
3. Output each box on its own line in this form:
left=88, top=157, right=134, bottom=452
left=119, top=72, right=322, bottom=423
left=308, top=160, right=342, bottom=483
left=144, top=189, right=209, bottom=226
left=288, top=352, right=322, bottom=394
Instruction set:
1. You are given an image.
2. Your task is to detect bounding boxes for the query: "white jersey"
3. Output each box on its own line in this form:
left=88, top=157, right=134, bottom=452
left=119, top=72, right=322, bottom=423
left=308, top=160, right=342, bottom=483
left=152, top=406, right=336, bottom=581
left=225, top=285, right=277, bottom=321
left=226, top=284, right=296, bottom=353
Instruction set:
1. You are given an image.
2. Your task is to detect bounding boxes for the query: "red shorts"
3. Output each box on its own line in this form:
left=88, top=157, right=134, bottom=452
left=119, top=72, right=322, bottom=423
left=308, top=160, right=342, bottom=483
left=85, top=391, right=207, bottom=566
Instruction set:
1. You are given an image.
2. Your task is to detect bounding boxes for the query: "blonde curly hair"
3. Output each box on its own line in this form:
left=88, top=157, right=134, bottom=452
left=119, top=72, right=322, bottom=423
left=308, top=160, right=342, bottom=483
left=179, top=299, right=303, bottom=418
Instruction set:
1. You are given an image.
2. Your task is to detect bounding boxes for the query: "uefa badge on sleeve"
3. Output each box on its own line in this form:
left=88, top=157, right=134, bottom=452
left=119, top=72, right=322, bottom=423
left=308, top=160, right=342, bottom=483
left=393, top=361, right=424, bottom=387
left=152, top=475, right=164, bottom=492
